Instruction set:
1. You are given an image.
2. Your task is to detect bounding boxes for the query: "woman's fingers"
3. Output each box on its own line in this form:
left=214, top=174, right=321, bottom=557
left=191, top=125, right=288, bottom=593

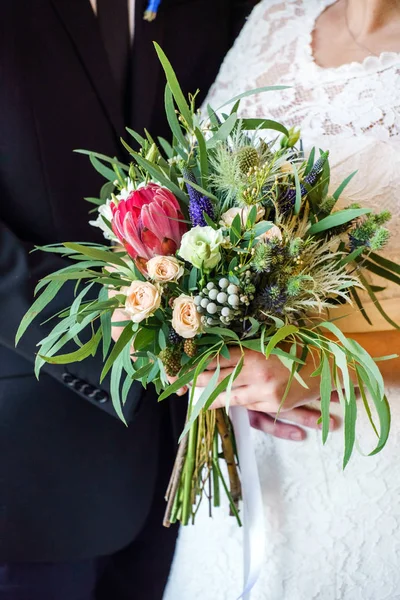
left=210, top=386, right=250, bottom=410
left=249, top=406, right=340, bottom=441
left=249, top=411, right=306, bottom=441
left=196, top=367, right=236, bottom=388
left=267, top=406, right=340, bottom=432
left=204, top=347, right=244, bottom=370
left=110, top=308, right=128, bottom=343
left=167, top=375, right=188, bottom=397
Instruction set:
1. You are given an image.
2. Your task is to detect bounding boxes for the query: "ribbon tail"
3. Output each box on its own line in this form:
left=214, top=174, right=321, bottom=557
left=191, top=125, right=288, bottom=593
left=230, top=406, right=265, bottom=600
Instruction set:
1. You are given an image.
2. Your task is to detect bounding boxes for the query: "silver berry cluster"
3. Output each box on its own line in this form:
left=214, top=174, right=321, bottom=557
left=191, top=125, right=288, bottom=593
left=194, top=278, right=249, bottom=326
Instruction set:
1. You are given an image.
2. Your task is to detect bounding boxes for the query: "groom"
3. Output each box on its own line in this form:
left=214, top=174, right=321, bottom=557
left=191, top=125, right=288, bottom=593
left=0, top=1, right=257, bottom=599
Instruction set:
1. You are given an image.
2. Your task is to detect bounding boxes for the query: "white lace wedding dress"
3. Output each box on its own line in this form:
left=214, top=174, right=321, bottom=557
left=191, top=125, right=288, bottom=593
left=164, top=1, right=400, bottom=598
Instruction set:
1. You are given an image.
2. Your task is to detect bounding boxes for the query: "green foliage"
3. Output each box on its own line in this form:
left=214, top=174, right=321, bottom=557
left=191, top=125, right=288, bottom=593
left=18, top=44, right=398, bottom=507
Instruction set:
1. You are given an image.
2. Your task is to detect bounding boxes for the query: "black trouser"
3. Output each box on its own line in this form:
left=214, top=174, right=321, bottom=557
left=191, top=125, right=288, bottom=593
left=0, top=427, right=179, bottom=600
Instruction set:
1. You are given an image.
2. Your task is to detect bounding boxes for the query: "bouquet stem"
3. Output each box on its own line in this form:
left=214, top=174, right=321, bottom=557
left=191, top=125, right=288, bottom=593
left=181, top=417, right=198, bottom=525
left=163, top=402, right=242, bottom=527
left=163, top=432, right=188, bottom=528
left=215, top=408, right=242, bottom=512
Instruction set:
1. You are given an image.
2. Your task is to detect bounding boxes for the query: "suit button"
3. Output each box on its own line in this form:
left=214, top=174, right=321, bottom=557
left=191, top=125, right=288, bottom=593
left=73, top=379, right=87, bottom=393
left=94, top=390, right=109, bottom=404
left=62, top=372, right=77, bottom=386
left=81, top=384, right=96, bottom=397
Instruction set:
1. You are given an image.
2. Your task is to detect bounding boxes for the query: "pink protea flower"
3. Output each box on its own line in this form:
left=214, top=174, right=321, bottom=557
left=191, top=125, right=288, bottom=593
left=111, top=184, right=187, bottom=270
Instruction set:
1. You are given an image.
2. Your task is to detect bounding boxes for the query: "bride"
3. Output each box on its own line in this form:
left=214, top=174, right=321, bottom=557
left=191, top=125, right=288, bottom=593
left=164, top=1, right=400, bottom=599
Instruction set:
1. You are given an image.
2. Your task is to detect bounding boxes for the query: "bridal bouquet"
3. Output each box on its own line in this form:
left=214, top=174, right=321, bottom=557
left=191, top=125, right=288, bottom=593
left=17, top=45, right=398, bottom=527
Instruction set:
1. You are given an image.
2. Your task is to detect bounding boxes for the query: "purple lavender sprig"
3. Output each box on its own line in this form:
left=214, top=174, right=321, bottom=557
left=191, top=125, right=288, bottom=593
left=279, top=151, right=329, bottom=214
left=183, top=169, right=215, bottom=227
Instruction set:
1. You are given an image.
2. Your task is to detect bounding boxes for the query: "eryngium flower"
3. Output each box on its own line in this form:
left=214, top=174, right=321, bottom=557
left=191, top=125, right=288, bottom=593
left=256, top=284, right=288, bottom=315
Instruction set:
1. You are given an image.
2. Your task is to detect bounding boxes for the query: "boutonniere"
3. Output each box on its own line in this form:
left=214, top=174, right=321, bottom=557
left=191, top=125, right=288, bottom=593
left=144, top=0, right=162, bottom=21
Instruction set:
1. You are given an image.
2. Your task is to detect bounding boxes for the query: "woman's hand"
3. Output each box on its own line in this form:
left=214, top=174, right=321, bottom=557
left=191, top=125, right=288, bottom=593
left=196, top=347, right=326, bottom=414
left=248, top=405, right=340, bottom=440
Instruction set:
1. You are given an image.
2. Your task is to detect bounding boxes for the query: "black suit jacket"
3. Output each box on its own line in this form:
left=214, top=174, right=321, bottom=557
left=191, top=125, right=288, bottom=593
left=0, top=0, right=254, bottom=561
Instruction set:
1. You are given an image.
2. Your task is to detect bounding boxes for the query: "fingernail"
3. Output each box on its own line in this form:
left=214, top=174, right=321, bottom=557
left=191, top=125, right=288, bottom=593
left=289, top=431, right=303, bottom=441
left=330, top=418, right=336, bottom=428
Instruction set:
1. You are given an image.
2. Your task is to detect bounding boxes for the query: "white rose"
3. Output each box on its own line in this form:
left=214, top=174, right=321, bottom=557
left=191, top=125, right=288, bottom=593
left=178, top=226, right=224, bottom=272
left=220, top=205, right=265, bottom=228
left=123, top=280, right=161, bottom=323
left=146, top=255, right=184, bottom=283
left=172, top=295, right=202, bottom=339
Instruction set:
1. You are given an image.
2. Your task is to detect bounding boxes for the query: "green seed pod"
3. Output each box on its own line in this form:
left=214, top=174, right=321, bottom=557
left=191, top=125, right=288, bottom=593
left=236, top=146, right=259, bottom=174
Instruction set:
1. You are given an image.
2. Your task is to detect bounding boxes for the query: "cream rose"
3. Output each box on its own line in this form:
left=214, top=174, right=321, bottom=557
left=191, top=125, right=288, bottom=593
left=146, top=255, right=184, bottom=283
left=172, top=295, right=202, bottom=339
left=124, top=280, right=161, bottom=323
left=258, top=224, right=283, bottom=242
left=220, top=205, right=265, bottom=228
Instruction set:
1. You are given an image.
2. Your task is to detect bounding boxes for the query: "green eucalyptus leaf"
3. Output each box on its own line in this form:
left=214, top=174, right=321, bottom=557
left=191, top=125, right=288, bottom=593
left=63, top=243, right=127, bottom=268
left=133, top=152, right=188, bottom=203
left=100, top=324, right=134, bottom=382
left=332, top=170, right=358, bottom=201
left=320, top=353, right=332, bottom=444
left=110, top=355, right=127, bottom=425
left=292, top=161, right=302, bottom=215
left=89, top=154, right=119, bottom=182
left=194, top=127, right=208, bottom=185
left=358, top=272, right=400, bottom=329
left=40, top=328, right=102, bottom=365
left=16, top=280, right=64, bottom=345
left=206, top=114, right=238, bottom=149
left=241, top=118, right=289, bottom=137
left=343, top=380, right=357, bottom=469
left=154, top=43, right=193, bottom=128
left=369, top=252, right=400, bottom=277
left=308, top=208, right=371, bottom=236
left=164, top=85, right=189, bottom=149
left=265, top=324, right=299, bottom=358
left=125, top=127, right=146, bottom=146
left=75, top=149, right=129, bottom=172
left=180, top=364, right=221, bottom=440
left=158, top=370, right=196, bottom=401
left=216, top=85, right=289, bottom=111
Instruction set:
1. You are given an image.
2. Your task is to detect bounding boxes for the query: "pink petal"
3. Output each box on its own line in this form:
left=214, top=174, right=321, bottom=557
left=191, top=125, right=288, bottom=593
left=141, top=204, right=166, bottom=241
left=141, top=228, right=162, bottom=255
left=123, top=213, right=150, bottom=259
left=161, top=238, right=178, bottom=255
left=156, top=186, right=180, bottom=211
left=158, top=199, right=182, bottom=244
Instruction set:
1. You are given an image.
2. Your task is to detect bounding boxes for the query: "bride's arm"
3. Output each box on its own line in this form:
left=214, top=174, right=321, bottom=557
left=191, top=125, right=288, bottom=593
left=345, top=330, right=400, bottom=387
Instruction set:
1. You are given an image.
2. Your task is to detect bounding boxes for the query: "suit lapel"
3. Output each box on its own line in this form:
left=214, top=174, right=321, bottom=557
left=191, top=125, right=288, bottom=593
left=51, top=0, right=125, bottom=137
left=128, top=0, right=165, bottom=133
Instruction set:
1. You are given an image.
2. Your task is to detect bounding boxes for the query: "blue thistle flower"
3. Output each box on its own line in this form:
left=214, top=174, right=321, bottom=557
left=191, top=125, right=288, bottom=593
left=257, top=284, right=288, bottom=315
left=183, top=168, right=215, bottom=227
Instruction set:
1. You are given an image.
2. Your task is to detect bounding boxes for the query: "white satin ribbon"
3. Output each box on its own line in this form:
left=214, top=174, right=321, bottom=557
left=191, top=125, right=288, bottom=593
left=230, top=406, right=265, bottom=600
left=191, top=389, right=265, bottom=599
